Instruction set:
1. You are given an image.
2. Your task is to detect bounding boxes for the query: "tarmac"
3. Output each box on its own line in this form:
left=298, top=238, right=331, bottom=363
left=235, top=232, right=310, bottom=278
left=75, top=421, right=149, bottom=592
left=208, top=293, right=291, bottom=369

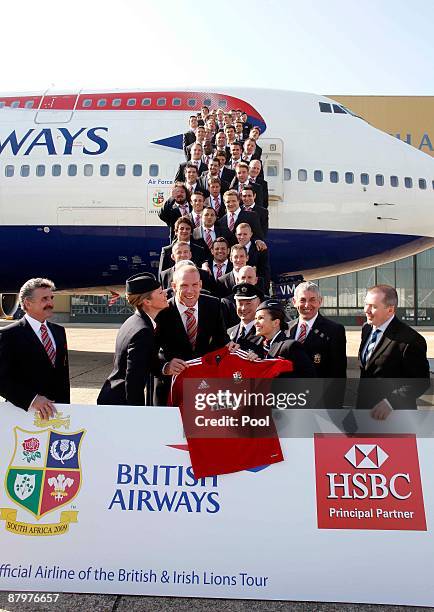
left=0, top=322, right=433, bottom=611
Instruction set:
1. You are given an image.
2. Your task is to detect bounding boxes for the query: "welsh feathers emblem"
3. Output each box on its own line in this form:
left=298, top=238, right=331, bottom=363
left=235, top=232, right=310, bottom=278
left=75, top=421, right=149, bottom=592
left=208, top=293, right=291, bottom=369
left=5, top=427, right=85, bottom=519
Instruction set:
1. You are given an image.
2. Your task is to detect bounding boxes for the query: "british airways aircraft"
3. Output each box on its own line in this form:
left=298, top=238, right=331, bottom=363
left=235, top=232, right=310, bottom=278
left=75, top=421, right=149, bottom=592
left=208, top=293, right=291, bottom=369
left=1, top=87, right=434, bottom=316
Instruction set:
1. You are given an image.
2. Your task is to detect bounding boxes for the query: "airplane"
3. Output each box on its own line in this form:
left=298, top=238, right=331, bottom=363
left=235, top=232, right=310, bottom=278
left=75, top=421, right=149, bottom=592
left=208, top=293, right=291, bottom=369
left=1, top=87, right=434, bottom=317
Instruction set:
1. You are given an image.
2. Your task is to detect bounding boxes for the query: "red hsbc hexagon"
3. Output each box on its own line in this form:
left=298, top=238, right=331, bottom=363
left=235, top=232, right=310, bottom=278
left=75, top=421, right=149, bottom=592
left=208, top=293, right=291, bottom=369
left=314, top=434, right=427, bottom=531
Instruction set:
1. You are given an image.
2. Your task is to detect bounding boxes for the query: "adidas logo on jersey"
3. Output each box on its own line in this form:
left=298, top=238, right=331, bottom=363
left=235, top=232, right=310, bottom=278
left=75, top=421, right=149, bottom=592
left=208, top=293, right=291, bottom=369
left=198, top=380, right=210, bottom=390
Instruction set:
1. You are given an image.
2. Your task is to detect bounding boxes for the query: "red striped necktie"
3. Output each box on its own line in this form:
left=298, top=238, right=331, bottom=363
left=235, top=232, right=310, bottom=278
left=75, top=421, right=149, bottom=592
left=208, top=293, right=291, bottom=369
left=298, top=322, right=307, bottom=344
left=228, top=213, right=235, bottom=231
left=213, top=197, right=221, bottom=214
left=40, top=323, right=56, bottom=366
left=205, top=229, right=213, bottom=249
left=215, top=264, right=224, bottom=279
left=185, top=308, right=197, bottom=349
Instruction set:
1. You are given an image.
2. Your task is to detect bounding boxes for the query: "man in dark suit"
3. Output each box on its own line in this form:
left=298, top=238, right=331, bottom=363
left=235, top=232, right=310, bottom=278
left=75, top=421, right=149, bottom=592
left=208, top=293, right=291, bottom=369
left=219, top=189, right=264, bottom=242
left=158, top=183, right=191, bottom=242
left=97, top=274, right=168, bottom=406
left=243, top=138, right=262, bottom=162
left=215, top=152, right=235, bottom=185
left=158, top=216, right=206, bottom=277
left=154, top=264, right=229, bottom=404
left=227, top=142, right=244, bottom=171
left=356, top=284, right=430, bottom=419
left=217, top=244, right=248, bottom=297
left=288, top=281, right=347, bottom=408
left=160, top=243, right=217, bottom=295
left=183, top=115, right=198, bottom=158
left=202, top=237, right=232, bottom=282
left=227, top=283, right=264, bottom=345
left=0, top=278, right=70, bottom=418
left=240, top=186, right=268, bottom=236
left=248, top=159, right=267, bottom=204
left=248, top=127, right=263, bottom=158
left=235, top=222, right=271, bottom=288
left=198, top=159, right=229, bottom=197
left=204, top=177, right=227, bottom=218
left=222, top=265, right=268, bottom=328
left=193, top=207, right=232, bottom=255
left=251, top=300, right=316, bottom=377
left=175, top=146, right=208, bottom=182
left=230, top=162, right=264, bottom=208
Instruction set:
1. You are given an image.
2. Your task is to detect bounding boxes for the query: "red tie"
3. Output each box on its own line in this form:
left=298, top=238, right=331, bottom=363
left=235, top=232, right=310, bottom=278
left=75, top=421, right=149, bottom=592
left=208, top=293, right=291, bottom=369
left=185, top=308, right=197, bottom=349
left=298, top=322, right=307, bottom=344
left=40, top=323, right=56, bottom=366
left=263, top=339, right=271, bottom=357
left=213, top=198, right=221, bottom=214
left=216, top=264, right=223, bottom=279
left=194, top=214, right=200, bottom=228
left=229, top=213, right=235, bottom=231
left=205, top=230, right=213, bottom=249
left=180, top=204, right=188, bottom=216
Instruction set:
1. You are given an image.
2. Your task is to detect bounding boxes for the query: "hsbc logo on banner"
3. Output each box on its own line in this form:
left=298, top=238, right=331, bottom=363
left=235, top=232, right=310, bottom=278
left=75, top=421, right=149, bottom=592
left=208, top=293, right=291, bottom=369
left=314, top=434, right=427, bottom=531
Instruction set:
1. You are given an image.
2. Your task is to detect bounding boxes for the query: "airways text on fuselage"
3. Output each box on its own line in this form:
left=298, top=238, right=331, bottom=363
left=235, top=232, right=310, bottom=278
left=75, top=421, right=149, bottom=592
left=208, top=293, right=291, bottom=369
left=0, top=127, right=109, bottom=156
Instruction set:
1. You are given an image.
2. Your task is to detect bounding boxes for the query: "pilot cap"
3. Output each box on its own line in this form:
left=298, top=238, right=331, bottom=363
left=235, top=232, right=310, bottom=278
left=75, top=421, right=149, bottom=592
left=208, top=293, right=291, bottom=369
left=126, top=273, right=160, bottom=295
left=233, top=283, right=264, bottom=301
left=256, top=298, right=286, bottom=316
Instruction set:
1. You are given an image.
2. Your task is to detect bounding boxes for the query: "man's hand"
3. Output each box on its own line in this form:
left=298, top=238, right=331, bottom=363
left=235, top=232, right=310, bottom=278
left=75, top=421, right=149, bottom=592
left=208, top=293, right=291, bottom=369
left=31, top=395, right=57, bottom=420
left=245, top=350, right=260, bottom=361
left=201, top=262, right=211, bottom=274
left=255, top=240, right=268, bottom=251
left=164, top=358, right=188, bottom=376
left=226, top=341, right=239, bottom=352
left=371, top=399, right=393, bottom=421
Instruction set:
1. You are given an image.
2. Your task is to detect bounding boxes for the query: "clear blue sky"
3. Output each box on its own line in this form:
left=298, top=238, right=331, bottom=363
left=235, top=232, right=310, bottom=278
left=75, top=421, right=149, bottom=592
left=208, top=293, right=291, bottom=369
left=3, top=0, right=434, bottom=94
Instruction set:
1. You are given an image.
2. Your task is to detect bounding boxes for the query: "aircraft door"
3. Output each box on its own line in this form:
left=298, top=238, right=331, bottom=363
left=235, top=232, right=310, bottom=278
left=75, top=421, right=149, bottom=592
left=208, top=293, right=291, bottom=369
left=35, top=93, right=78, bottom=123
left=259, top=138, right=284, bottom=202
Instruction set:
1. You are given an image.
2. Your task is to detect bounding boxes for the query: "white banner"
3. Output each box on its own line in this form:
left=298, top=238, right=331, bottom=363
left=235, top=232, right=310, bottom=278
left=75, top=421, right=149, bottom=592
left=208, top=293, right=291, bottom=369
left=0, top=402, right=433, bottom=606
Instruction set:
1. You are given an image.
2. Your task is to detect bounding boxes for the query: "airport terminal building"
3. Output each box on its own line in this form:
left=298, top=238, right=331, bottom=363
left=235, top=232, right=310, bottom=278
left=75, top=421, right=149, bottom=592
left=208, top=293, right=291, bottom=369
left=63, top=96, right=434, bottom=326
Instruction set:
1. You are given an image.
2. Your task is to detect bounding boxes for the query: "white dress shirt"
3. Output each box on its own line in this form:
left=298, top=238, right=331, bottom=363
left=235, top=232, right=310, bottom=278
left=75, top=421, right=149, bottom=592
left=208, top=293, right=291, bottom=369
left=295, top=313, right=318, bottom=341
left=175, top=298, right=199, bottom=334
left=24, top=313, right=56, bottom=350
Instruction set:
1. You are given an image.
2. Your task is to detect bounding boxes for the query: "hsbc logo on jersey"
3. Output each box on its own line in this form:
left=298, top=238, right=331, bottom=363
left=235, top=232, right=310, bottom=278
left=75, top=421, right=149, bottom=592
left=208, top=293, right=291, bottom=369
left=314, top=434, right=427, bottom=531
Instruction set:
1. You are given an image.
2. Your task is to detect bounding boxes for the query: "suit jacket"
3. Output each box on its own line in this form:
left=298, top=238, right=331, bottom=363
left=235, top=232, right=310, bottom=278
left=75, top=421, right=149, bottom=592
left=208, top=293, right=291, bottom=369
left=243, top=204, right=268, bottom=236
left=219, top=209, right=264, bottom=242
left=204, top=194, right=226, bottom=219
left=245, top=242, right=271, bottom=287
left=158, top=198, right=192, bottom=242
left=206, top=259, right=233, bottom=281
left=217, top=270, right=237, bottom=298
left=288, top=313, right=347, bottom=408
left=221, top=295, right=239, bottom=328
left=227, top=322, right=257, bottom=344
left=154, top=295, right=229, bottom=404
left=174, top=161, right=208, bottom=183
left=248, top=331, right=316, bottom=378
left=158, top=240, right=207, bottom=277
left=198, top=174, right=229, bottom=198
left=356, top=317, right=430, bottom=410
left=97, top=311, right=159, bottom=406
left=0, top=318, right=70, bottom=410
left=250, top=177, right=269, bottom=208
left=193, top=226, right=233, bottom=254
left=182, top=130, right=196, bottom=157
left=220, top=167, right=236, bottom=185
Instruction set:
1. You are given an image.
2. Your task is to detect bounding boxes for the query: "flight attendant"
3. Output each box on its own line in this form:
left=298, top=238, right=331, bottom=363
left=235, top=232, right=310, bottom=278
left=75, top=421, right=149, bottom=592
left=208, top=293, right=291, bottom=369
left=97, top=273, right=168, bottom=406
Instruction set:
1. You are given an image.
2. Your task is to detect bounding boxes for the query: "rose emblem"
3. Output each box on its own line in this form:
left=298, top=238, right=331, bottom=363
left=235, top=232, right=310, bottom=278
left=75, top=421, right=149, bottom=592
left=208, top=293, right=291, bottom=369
left=22, top=437, right=41, bottom=463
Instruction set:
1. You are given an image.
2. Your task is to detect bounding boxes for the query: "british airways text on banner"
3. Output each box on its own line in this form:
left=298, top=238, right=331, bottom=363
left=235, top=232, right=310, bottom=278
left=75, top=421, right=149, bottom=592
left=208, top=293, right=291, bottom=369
left=0, top=128, right=108, bottom=156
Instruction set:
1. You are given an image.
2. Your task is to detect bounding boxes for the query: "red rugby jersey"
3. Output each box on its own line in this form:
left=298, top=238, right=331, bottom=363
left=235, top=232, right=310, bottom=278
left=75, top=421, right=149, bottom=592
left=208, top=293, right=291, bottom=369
left=170, top=346, right=293, bottom=478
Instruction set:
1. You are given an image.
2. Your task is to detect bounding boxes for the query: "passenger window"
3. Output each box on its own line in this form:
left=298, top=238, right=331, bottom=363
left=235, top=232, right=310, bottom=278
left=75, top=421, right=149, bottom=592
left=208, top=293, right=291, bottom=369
left=330, top=171, right=339, bottom=183
left=298, top=169, right=307, bottom=181
left=375, top=174, right=384, bottom=186
left=333, top=104, right=346, bottom=114
left=345, top=172, right=354, bottom=184
left=218, top=100, right=227, bottom=108
left=68, top=164, right=77, bottom=177
left=284, top=168, right=291, bottom=181
left=187, top=98, right=197, bottom=107
left=390, top=175, right=399, bottom=187
left=82, top=99, right=92, bottom=107
left=0, top=101, right=5, bottom=108
left=5, top=165, right=14, bottom=177
left=314, top=170, right=323, bottom=182
left=361, top=173, right=369, bottom=185
left=116, top=164, right=126, bottom=176
left=141, top=98, right=151, bottom=106
left=52, top=164, right=61, bottom=177
left=112, top=99, right=121, bottom=107
left=100, top=164, right=109, bottom=176
left=36, top=165, right=45, bottom=177
left=84, top=164, right=93, bottom=177
left=133, top=164, right=143, bottom=177
left=319, top=102, right=332, bottom=113
left=11, top=101, right=20, bottom=108
left=25, top=100, right=34, bottom=109
left=404, top=177, right=413, bottom=188
left=157, top=98, right=166, bottom=106
left=419, top=178, right=427, bottom=190
left=204, top=98, right=211, bottom=106
left=127, top=98, right=136, bottom=106
left=20, top=165, right=30, bottom=177
left=149, top=164, right=159, bottom=177
left=97, top=99, right=107, bottom=107
left=172, top=98, right=181, bottom=106
left=267, top=165, right=278, bottom=177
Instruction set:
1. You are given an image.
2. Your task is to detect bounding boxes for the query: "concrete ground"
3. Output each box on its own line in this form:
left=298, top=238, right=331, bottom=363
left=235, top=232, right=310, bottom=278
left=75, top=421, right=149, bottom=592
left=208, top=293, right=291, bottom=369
left=0, top=322, right=433, bottom=611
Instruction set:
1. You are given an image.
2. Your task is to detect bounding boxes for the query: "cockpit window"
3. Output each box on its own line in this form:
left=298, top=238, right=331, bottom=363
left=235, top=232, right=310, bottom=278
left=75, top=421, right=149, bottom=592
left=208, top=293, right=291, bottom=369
left=333, top=104, right=347, bottom=114
left=319, top=102, right=332, bottom=113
